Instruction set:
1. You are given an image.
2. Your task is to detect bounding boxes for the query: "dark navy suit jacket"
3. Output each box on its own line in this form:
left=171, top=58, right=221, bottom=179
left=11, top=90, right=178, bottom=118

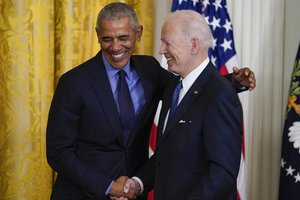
left=136, top=62, right=243, bottom=200
left=46, top=51, right=173, bottom=199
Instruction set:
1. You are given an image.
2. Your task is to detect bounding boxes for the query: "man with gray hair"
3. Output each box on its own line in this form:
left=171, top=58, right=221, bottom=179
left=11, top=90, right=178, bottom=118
left=121, top=10, right=243, bottom=200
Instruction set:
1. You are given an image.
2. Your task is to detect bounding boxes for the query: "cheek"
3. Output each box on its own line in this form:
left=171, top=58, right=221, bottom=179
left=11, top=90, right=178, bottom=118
left=176, top=50, right=189, bottom=62
left=125, top=40, right=136, bottom=49
left=173, top=52, right=182, bottom=64
left=100, top=43, right=109, bottom=51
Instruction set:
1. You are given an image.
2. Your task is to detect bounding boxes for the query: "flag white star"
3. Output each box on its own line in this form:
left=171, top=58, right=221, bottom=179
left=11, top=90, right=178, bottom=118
left=213, top=0, right=222, bottom=11
left=202, top=0, right=210, bottom=8
left=211, top=56, right=217, bottom=66
left=223, top=19, right=232, bottom=33
left=212, top=38, right=217, bottom=49
left=286, top=165, right=295, bottom=176
left=205, top=16, right=210, bottom=25
left=192, top=0, right=199, bottom=7
left=281, top=158, right=286, bottom=168
left=294, top=173, right=300, bottom=183
left=179, top=0, right=187, bottom=5
left=210, top=17, right=221, bottom=31
left=220, top=38, right=232, bottom=52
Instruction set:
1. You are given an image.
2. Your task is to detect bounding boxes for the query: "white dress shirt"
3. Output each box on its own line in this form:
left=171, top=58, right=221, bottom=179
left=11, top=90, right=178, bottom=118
left=162, top=57, right=210, bottom=133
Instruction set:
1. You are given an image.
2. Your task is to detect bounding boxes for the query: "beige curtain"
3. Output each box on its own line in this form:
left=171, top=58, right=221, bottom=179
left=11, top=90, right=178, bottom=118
left=0, top=0, right=153, bottom=199
left=227, top=0, right=285, bottom=199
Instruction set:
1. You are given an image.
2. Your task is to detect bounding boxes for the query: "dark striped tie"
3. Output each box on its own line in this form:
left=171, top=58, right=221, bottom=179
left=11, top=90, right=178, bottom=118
left=117, top=70, right=135, bottom=143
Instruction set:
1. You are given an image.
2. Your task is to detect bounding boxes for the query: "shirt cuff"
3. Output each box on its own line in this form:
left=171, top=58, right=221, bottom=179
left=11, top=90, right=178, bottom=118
left=132, top=176, right=144, bottom=194
left=105, top=180, right=114, bottom=196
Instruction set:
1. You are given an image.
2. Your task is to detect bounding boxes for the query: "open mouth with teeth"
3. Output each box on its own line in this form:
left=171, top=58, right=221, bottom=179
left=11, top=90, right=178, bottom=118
left=104, top=51, right=131, bottom=68
left=165, top=57, right=174, bottom=65
left=111, top=52, right=126, bottom=60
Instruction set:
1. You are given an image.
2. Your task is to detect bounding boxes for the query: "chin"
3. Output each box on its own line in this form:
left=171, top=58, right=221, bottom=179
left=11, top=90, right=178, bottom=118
left=167, top=65, right=174, bottom=72
left=114, top=63, right=127, bottom=69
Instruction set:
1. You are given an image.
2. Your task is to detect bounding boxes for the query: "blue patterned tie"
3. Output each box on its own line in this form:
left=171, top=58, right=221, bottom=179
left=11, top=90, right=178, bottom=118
left=169, top=80, right=183, bottom=117
left=117, top=70, right=135, bottom=143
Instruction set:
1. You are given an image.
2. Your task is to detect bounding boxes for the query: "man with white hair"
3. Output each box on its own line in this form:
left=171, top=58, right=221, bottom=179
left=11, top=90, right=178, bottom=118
left=121, top=10, right=243, bottom=200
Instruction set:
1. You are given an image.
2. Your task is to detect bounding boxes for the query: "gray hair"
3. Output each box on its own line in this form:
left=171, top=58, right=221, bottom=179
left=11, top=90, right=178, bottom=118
left=95, top=2, right=139, bottom=31
left=167, top=10, right=213, bottom=49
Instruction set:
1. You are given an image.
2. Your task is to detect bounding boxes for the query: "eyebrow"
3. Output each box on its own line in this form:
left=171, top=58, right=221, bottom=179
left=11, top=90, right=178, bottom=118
left=101, top=34, right=130, bottom=40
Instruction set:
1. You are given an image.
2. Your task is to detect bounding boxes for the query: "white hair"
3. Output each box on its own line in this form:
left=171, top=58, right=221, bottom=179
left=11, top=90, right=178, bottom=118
left=166, top=10, right=213, bottom=49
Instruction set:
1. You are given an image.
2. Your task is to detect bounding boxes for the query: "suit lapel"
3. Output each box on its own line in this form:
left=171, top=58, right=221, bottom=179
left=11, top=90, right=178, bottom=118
left=89, top=52, right=124, bottom=145
left=155, top=78, right=177, bottom=144
left=131, top=57, right=153, bottom=104
left=161, top=63, right=216, bottom=140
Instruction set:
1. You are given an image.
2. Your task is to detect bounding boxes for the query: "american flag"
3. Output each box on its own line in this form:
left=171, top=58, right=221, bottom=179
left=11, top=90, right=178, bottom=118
left=149, top=0, right=246, bottom=200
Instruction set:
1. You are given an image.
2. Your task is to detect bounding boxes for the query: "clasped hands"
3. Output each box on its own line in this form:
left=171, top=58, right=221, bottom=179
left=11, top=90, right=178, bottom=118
left=109, top=176, right=141, bottom=200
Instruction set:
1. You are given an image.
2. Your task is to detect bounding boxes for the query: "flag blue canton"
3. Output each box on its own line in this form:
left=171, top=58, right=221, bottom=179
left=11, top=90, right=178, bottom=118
left=279, top=43, right=300, bottom=200
left=171, top=0, right=237, bottom=70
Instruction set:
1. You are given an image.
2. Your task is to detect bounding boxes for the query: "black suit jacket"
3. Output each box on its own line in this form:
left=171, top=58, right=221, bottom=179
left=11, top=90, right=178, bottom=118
left=136, top=62, right=243, bottom=200
left=46, top=51, right=173, bottom=199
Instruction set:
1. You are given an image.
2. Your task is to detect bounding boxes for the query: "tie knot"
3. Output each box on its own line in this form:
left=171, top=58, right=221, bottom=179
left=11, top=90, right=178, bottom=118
left=119, top=70, right=126, bottom=79
left=177, top=80, right=183, bottom=90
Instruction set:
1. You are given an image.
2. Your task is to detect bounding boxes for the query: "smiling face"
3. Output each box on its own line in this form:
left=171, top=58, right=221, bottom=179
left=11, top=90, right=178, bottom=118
left=159, top=20, right=193, bottom=78
left=96, top=17, right=142, bottom=69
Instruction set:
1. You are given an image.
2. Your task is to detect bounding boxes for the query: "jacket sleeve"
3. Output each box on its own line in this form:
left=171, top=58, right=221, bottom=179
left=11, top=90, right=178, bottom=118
left=134, top=154, right=156, bottom=196
left=46, top=74, right=112, bottom=199
left=188, top=88, right=243, bottom=199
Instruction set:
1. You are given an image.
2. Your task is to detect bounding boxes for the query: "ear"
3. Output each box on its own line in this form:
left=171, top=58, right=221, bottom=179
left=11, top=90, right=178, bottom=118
left=191, top=37, right=200, bottom=55
left=136, top=25, right=143, bottom=41
left=95, top=27, right=101, bottom=44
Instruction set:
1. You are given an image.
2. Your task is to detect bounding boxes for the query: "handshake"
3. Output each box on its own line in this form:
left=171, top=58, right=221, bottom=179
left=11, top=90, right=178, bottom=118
left=109, top=176, right=141, bottom=200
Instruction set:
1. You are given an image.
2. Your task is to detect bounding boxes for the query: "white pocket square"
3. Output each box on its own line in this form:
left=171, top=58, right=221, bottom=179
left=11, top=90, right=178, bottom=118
left=179, top=120, right=192, bottom=123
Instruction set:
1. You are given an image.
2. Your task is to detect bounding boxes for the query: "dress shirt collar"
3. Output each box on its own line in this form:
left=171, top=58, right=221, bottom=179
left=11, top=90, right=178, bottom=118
left=179, top=57, right=209, bottom=102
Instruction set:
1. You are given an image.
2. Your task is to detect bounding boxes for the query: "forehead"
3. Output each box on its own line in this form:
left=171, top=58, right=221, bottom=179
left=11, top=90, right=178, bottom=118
left=161, top=21, right=182, bottom=40
left=99, top=17, right=135, bottom=34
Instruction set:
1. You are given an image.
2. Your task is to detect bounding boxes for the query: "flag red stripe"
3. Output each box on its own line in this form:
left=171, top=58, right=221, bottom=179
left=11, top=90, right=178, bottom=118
left=150, top=123, right=157, bottom=151
left=219, top=65, right=229, bottom=75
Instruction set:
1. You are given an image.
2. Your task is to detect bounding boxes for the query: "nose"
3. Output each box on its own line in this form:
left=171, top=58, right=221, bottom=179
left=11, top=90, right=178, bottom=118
left=159, top=43, right=166, bottom=55
left=111, top=39, right=121, bottom=51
